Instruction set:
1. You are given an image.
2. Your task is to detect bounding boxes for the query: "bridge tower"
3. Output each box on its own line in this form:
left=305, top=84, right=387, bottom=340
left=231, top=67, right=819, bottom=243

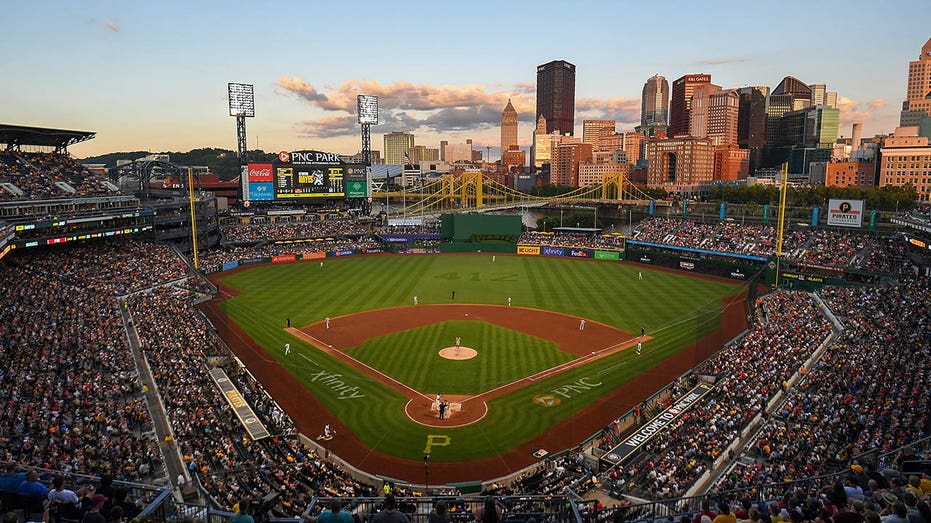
left=601, top=172, right=625, bottom=200
left=460, top=172, right=483, bottom=208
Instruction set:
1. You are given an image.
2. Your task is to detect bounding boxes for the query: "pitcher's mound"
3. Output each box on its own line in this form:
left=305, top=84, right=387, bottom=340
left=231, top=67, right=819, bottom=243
left=439, top=346, right=477, bottom=360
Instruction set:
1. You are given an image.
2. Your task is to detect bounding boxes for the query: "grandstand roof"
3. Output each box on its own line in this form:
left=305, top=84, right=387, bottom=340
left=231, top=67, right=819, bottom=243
left=0, top=123, right=96, bottom=151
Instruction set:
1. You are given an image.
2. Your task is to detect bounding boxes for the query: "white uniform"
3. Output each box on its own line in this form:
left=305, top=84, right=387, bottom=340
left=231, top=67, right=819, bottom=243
left=284, top=343, right=291, bottom=355
left=579, top=319, right=585, bottom=331
left=325, top=317, right=330, bottom=329
left=413, top=296, right=418, bottom=305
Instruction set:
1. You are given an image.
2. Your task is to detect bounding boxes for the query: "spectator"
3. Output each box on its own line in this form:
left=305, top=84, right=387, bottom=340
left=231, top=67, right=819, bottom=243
left=372, top=494, right=410, bottom=523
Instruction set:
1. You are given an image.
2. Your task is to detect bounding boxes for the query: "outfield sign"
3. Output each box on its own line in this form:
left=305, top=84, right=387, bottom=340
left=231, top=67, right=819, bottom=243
left=542, top=246, right=565, bottom=257
left=209, top=368, right=270, bottom=440
left=594, top=250, right=621, bottom=261
left=600, top=383, right=714, bottom=469
left=826, top=199, right=864, bottom=228
left=517, top=245, right=540, bottom=256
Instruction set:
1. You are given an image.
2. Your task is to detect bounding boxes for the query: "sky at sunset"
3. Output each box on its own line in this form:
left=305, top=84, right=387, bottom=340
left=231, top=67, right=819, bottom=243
left=2, top=0, right=929, bottom=160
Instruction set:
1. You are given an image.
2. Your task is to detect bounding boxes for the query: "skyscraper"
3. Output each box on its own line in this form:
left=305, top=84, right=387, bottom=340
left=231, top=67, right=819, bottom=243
left=500, top=99, right=518, bottom=161
left=669, top=74, right=715, bottom=137
left=383, top=131, right=414, bottom=165
left=737, top=86, right=768, bottom=173
left=900, top=37, right=931, bottom=127
left=536, top=60, right=576, bottom=136
left=639, top=74, right=669, bottom=137
left=707, top=90, right=740, bottom=146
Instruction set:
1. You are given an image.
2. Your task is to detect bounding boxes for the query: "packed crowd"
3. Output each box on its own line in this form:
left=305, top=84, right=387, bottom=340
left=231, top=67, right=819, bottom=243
left=600, top=291, right=833, bottom=500
left=0, top=241, right=190, bottom=485
left=633, top=218, right=774, bottom=257
left=518, top=231, right=626, bottom=250
left=896, top=203, right=931, bottom=228
left=220, top=218, right=369, bottom=244
left=715, top=278, right=931, bottom=493
left=633, top=217, right=922, bottom=274
left=0, top=151, right=120, bottom=201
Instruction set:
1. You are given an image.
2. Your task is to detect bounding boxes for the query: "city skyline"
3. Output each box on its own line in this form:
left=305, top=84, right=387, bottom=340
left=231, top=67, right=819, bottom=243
left=1, top=1, right=928, bottom=159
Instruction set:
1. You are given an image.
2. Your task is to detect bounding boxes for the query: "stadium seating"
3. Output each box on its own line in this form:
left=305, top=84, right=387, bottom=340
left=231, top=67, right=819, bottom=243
left=0, top=151, right=120, bottom=201
left=1, top=232, right=929, bottom=522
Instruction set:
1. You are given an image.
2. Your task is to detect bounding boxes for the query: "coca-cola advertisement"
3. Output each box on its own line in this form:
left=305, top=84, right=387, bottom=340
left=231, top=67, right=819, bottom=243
left=248, top=163, right=273, bottom=182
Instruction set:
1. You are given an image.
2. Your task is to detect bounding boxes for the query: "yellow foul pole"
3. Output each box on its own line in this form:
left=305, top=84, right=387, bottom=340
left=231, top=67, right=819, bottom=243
left=188, top=168, right=199, bottom=270
left=774, top=162, right=789, bottom=289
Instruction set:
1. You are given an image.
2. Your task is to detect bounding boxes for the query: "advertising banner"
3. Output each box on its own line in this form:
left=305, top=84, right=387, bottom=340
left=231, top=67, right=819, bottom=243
left=517, top=245, right=540, bottom=256
left=568, top=249, right=592, bottom=258
left=826, top=199, right=864, bottom=228
left=594, top=250, right=621, bottom=261
left=248, top=182, right=274, bottom=201
left=247, top=163, right=273, bottom=182
left=333, top=249, right=355, bottom=257
left=600, top=384, right=714, bottom=468
left=679, top=261, right=695, bottom=270
left=272, top=254, right=296, bottom=264
left=542, top=246, right=565, bottom=257
left=221, top=261, right=239, bottom=272
left=300, top=252, right=326, bottom=261
left=239, top=257, right=268, bottom=266
left=346, top=180, right=367, bottom=198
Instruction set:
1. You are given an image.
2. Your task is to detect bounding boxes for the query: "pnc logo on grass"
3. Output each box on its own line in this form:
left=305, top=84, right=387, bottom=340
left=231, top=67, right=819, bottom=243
left=533, top=394, right=561, bottom=407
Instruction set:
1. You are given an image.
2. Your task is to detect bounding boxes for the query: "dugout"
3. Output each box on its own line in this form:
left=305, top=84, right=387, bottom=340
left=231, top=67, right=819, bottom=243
left=440, top=214, right=521, bottom=253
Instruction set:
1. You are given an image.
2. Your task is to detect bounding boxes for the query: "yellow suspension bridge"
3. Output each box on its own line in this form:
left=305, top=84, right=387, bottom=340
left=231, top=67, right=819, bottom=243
left=372, top=171, right=657, bottom=217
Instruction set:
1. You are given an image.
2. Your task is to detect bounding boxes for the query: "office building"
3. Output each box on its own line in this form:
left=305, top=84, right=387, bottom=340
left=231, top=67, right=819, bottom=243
left=446, top=142, right=474, bottom=164
left=900, top=37, right=931, bottom=127
left=708, top=89, right=740, bottom=146
left=383, top=131, right=414, bottom=165
left=824, top=160, right=876, bottom=190
left=578, top=162, right=629, bottom=187
left=551, top=139, right=590, bottom=187
left=638, top=74, right=669, bottom=137
left=583, top=120, right=615, bottom=147
left=737, top=86, right=768, bottom=173
left=713, top=144, right=749, bottom=181
left=646, top=137, right=715, bottom=188
left=536, top=60, right=576, bottom=136
left=500, top=99, right=518, bottom=161
left=669, top=74, right=715, bottom=137
left=879, top=126, right=931, bottom=200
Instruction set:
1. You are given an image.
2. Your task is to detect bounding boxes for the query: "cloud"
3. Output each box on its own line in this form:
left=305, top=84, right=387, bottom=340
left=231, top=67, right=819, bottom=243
left=103, top=21, right=120, bottom=32
left=837, top=96, right=891, bottom=129
left=278, top=76, right=543, bottom=138
left=576, top=97, right=641, bottom=126
left=868, top=98, right=887, bottom=111
left=694, top=57, right=750, bottom=65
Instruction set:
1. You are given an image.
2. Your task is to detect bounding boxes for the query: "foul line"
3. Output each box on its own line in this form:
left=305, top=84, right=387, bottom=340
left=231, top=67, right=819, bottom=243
left=286, top=327, right=432, bottom=403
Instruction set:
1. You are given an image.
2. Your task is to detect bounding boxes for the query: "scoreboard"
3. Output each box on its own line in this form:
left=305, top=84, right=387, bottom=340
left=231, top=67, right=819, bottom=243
left=243, top=150, right=367, bottom=202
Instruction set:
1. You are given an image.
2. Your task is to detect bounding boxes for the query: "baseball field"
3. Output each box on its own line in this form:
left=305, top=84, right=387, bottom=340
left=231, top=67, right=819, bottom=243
left=204, top=254, right=747, bottom=483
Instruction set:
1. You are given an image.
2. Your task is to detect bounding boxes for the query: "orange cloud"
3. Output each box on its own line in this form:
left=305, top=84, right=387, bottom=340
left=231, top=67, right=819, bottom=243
left=277, top=76, right=543, bottom=137
left=103, top=21, right=120, bottom=32
left=837, top=97, right=889, bottom=129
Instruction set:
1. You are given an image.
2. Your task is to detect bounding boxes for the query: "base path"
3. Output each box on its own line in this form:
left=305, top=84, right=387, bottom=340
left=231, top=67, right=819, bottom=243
left=288, top=305, right=649, bottom=428
left=201, top=280, right=749, bottom=484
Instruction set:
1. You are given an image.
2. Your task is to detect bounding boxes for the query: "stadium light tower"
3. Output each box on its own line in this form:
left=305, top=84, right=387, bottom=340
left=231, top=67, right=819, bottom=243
left=228, top=83, right=255, bottom=164
left=358, top=95, right=378, bottom=211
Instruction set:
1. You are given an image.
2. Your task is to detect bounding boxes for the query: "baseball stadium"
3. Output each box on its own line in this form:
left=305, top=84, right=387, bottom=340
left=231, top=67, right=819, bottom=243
left=1, top=124, right=930, bottom=523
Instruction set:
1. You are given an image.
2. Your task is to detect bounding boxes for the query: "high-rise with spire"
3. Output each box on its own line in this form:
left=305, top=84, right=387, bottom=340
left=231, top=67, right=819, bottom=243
left=500, top=99, right=518, bottom=160
left=638, top=74, right=669, bottom=137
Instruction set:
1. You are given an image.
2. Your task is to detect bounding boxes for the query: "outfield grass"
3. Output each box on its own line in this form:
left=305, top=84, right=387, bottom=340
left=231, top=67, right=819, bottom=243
left=347, top=320, right=574, bottom=395
left=218, top=254, right=742, bottom=462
